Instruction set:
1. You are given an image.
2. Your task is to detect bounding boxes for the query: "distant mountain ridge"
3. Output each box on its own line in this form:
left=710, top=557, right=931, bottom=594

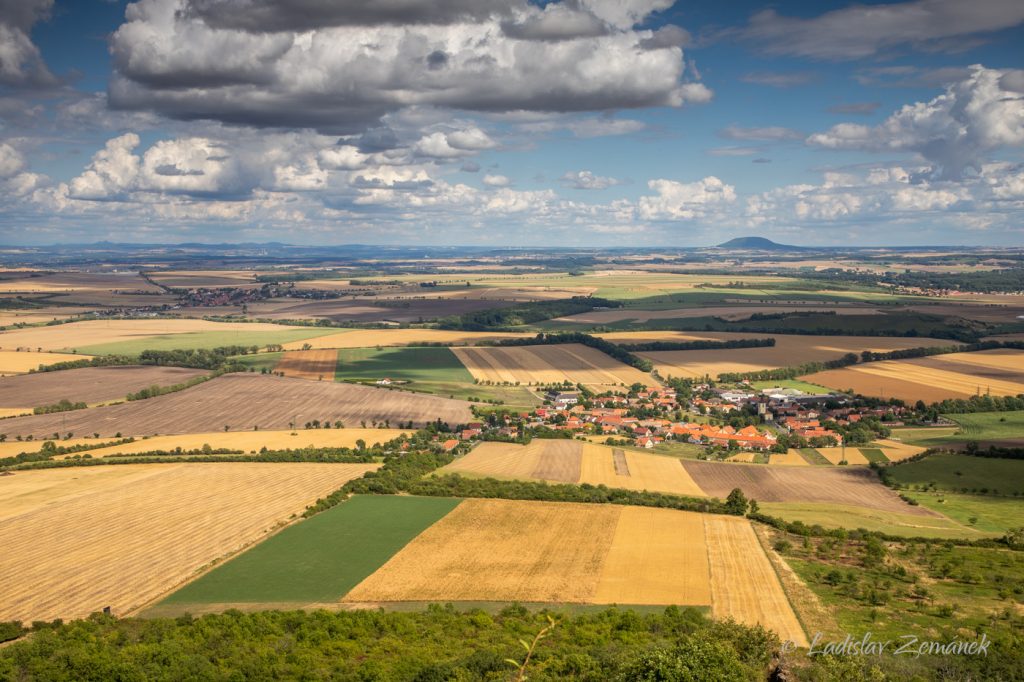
left=716, top=236, right=800, bottom=250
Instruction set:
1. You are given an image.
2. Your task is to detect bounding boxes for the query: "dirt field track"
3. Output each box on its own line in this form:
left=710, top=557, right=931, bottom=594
left=633, top=334, right=955, bottom=380
left=0, top=374, right=474, bottom=438
left=274, top=350, right=338, bottom=380
left=452, top=343, right=653, bottom=388
left=0, top=462, right=378, bottom=622
left=682, top=460, right=934, bottom=515
left=343, top=498, right=805, bottom=643
left=0, top=365, right=208, bottom=409
left=804, top=349, right=1024, bottom=402
left=0, top=350, right=89, bottom=375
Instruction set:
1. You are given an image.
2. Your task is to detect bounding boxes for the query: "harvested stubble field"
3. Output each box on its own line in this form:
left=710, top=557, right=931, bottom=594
left=871, top=439, right=925, bottom=462
left=274, top=349, right=339, bottom=380
left=0, top=365, right=208, bottom=409
left=0, top=462, right=378, bottom=622
left=632, top=334, right=954, bottom=380
left=342, top=498, right=805, bottom=643
left=804, top=349, right=1024, bottom=402
left=681, top=460, right=935, bottom=515
left=62, top=428, right=410, bottom=458
left=0, top=374, right=474, bottom=438
left=0, top=272, right=164, bottom=295
left=769, top=450, right=810, bottom=466
left=282, top=329, right=532, bottom=350
left=813, top=446, right=870, bottom=466
left=442, top=440, right=706, bottom=496
left=451, top=343, right=653, bottom=388
left=556, top=304, right=881, bottom=324
left=0, top=319, right=326, bottom=353
left=249, top=297, right=514, bottom=323
left=757, top=502, right=982, bottom=539
left=0, top=350, right=90, bottom=376
left=704, top=515, right=808, bottom=647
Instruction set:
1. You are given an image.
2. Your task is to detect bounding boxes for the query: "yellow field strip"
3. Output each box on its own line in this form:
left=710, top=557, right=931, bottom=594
left=769, top=450, right=810, bottom=466
left=704, top=515, right=809, bottom=647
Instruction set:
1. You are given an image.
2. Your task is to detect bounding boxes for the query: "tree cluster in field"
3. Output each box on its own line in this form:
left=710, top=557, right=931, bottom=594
left=924, top=393, right=1024, bottom=415
left=29, top=346, right=261, bottom=374
left=438, top=297, right=620, bottom=330
left=496, top=332, right=654, bottom=372
left=807, top=265, right=1024, bottom=294
left=125, top=373, right=218, bottom=401
left=32, top=399, right=87, bottom=415
left=613, top=338, right=776, bottom=352
left=0, top=606, right=786, bottom=681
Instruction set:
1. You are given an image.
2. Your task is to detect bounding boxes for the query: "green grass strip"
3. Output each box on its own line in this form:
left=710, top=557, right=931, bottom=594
left=859, top=448, right=889, bottom=464
left=161, top=495, right=461, bottom=605
left=797, top=448, right=831, bottom=465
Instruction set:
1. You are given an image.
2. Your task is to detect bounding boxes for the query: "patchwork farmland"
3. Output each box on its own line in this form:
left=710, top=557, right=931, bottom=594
left=0, top=374, right=474, bottom=438
left=451, top=343, right=652, bottom=388
left=804, top=348, right=1024, bottom=402
left=0, top=463, right=378, bottom=622
left=155, top=496, right=807, bottom=645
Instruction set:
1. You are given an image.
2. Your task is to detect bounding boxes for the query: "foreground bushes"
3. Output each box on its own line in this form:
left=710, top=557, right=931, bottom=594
left=0, top=607, right=777, bottom=681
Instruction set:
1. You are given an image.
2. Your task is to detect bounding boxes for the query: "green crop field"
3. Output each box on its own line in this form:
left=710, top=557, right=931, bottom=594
left=893, top=412, right=1024, bottom=447
left=335, top=346, right=475, bottom=384
left=750, top=379, right=835, bottom=394
left=887, top=453, right=1024, bottom=496
left=859, top=448, right=889, bottom=464
left=156, top=495, right=460, bottom=609
left=230, top=351, right=282, bottom=371
left=903, top=492, right=1024, bottom=534
left=77, top=328, right=334, bottom=355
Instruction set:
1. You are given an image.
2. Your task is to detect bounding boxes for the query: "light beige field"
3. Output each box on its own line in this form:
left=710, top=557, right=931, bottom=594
left=274, top=349, right=338, bottom=380
left=0, top=319, right=309, bottom=352
left=0, top=462, right=378, bottom=622
left=0, top=350, right=89, bottom=375
left=633, top=335, right=956, bottom=380
left=873, top=439, right=927, bottom=462
left=0, top=311, right=86, bottom=327
left=769, top=450, right=811, bottom=466
left=804, top=349, right=1024, bottom=402
left=0, top=437, right=101, bottom=459
left=578, top=443, right=706, bottom=497
left=0, top=272, right=163, bottom=294
left=0, top=408, right=30, bottom=417
left=283, top=329, right=532, bottom=350
left=592, top=506, right=712, bottom=605
left=59, top=428, right=410, bottom=458
left=814, top=446, right=870, bottom=465
left=344, top=499, right=619, bottom=604
left=452, top=343, right=653, bottom=388
left=705, top=515, right=809, bottom=647
left=559, top=305, right=881, bottom=324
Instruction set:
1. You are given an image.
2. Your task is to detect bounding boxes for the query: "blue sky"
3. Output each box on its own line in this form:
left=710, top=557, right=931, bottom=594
left=1, top=0, right=1022, bottom=246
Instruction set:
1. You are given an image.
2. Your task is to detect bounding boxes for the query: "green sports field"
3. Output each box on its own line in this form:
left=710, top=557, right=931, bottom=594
left=157, top=495, right=460, bottom=607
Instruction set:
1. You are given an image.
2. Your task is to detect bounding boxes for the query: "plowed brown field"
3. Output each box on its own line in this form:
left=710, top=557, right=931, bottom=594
left=452, top=343, right=653, bottom=388
left=0, top=462, right=378, bottom=622
left=682, top=460, right=934, bottom=514
left=273, top=349, right=338, bottom=380
left=0, top=374, right=474, bottom=438
left=0, top=365, right=208, bottom=408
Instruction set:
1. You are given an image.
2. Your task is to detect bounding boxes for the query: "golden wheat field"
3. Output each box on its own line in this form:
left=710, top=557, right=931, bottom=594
left=343, top=498, right=804, bottom=643
left=704, top=515, right=809, bottom=647
left=345, top=499, right=619, bottom=604
left=444, top=441, right=707, bottom=496
left=273, top=349, right=339, bottom=380
left=591, top=507, right=712, bottom=605
left=632, top=334, right=956, bottom=380
left=58, top=428, right=410, bottom=458
left=0, top=319, right=310, bottom=352
left=281, top=329, right=532, bottom=350
left=452, top=343, right=653, bottom=387
left=578, top=443, right=706, bottom=496
left=873, top=439, right=927, bottom=462
left=0, top=462, right=379, bottom=622
left=769, top=450, right=811, bottom=466
left=804, top=349, right=1024, bottom=402
left=0, top=350, right=90, bottom=375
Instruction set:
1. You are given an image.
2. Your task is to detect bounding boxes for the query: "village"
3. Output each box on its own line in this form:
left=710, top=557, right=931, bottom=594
left=442, top=380, right=908, bottom=458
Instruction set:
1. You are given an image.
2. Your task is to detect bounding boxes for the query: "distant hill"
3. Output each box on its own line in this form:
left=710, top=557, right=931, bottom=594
left=716, top=236, right=800, bottom=250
